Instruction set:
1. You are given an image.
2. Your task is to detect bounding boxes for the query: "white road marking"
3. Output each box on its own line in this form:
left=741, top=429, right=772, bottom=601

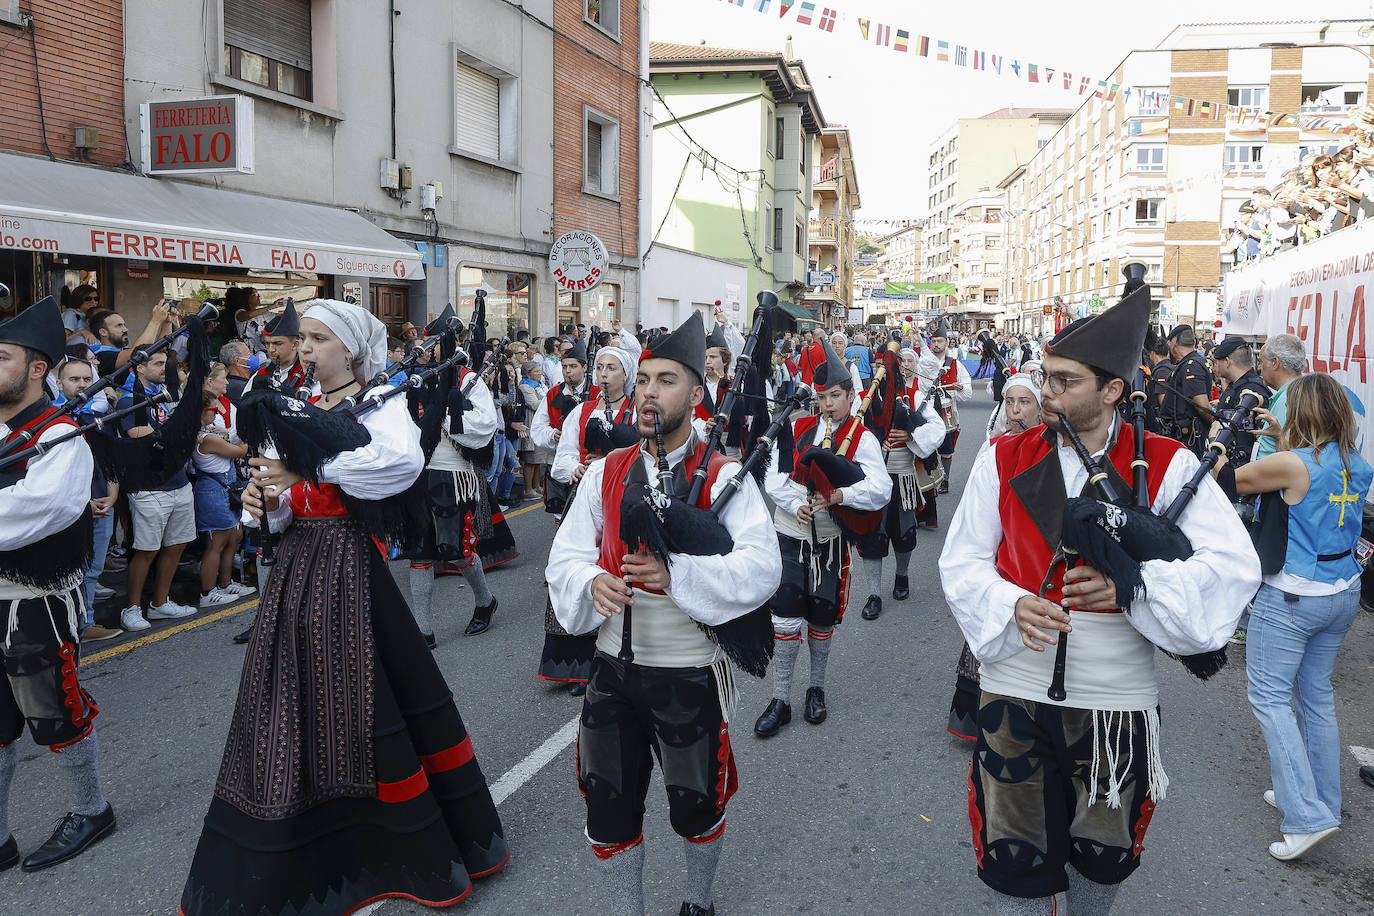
left=1350, top=745, right=1374, bottom=767
left=489, top=715, right=581, bottom=807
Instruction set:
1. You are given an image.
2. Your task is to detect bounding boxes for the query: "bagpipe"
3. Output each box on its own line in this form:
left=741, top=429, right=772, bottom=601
left=685, top=292, right=776, bottom=502
left=975, top=329, right=1016, bottom=440
left=1046, top=387, right=1262, bottom=699
left=582, top=390, right=640, bottom=458
left=254, top=360, right=317, bottom=568
left=0, top=389, right=171, bottom=473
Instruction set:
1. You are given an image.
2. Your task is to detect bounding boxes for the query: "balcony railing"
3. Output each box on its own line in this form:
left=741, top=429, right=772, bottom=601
left=1300, top=103, right=1353, bottom=114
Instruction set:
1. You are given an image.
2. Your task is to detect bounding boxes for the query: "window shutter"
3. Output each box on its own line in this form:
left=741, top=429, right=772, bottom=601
left=224, top=0, right=312, bottom=70
left=586, top=120, right=603, bottom=187
left=455, top=61, right=500, bottom=160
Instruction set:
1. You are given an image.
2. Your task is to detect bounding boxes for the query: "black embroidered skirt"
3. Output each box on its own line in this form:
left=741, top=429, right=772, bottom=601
left=180, top=517, right=508, bottom=916
left=539, top=593, right=596, bottom=684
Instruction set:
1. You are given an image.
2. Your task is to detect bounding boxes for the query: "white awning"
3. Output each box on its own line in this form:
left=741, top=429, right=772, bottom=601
left=0, top=152, right=423, bottom=281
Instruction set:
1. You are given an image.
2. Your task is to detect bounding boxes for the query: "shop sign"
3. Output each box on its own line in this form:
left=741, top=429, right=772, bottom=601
left=140, top=95, right=255, bottom=175
left=548, top=230, right=607, bottom=292
left=126, top=259, right=150, bottom=280
left=0, top=212, right=423, bottom=281
left=808, top=270, right=836, bottom=287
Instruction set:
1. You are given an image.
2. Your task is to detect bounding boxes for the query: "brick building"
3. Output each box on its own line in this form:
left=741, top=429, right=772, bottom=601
left=551, top=0, right=642, bottom=332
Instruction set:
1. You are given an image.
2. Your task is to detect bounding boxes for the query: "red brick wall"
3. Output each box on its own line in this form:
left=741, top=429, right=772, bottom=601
left=552, top=0, right=639, bottom=260
left=0, top=2, right=127, bottom=167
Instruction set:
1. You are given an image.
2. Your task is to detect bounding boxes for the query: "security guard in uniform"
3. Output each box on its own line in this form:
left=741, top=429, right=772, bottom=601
left=1159, top=324, right=1212, bottom=455
left=1209, top=336, right=1270, bottom=462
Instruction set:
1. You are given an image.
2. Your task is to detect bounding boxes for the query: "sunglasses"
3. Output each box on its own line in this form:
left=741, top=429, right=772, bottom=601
left=84, top=295, right=99, bottom=302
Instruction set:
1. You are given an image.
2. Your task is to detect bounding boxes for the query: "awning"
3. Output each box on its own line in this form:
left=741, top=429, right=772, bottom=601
left=776, top=301, right=822, bottom=327
left=0, top=152, right=423, bottom=280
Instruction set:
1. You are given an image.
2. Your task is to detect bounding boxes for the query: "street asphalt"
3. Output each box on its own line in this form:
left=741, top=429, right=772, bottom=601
left=5, top=388, right=1373, bottom=915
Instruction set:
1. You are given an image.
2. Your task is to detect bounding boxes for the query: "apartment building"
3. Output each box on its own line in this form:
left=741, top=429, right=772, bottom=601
left=923, top=108, right=1071, bottom=309
left=948, top=190, right=1005, bottom=332
left=1000, top=21, right=1373, bottom=338
left=551, top=0, right=644, bottom=331
left=804, top=128, right=862, bottom=330
left=648, top=42, right=826, bottom=329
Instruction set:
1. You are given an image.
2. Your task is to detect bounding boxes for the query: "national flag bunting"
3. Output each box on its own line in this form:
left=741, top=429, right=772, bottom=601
left=894, top=29, right=909, bottom=52
left=778, top=0, right=792, bottom=16
left=936, top=40, right=949, bottom=61
left=990, top=54, right=1002, bottom=74
left=818, top=6, right=835, bottom=30
left=972, top=49, right=984, bottom=69
left=796, top=0, right=813, bottom=24
left=753, top=0, right=770, bottom=11
left=876, top=24, right=892, bottom=46
left=954, top=44, right=966, bottom=65
left=1028, top=63, right=1039, bottom=82
left=918, top=35, right=930, bottom=56
left=857, top=17, right=869, bottom=39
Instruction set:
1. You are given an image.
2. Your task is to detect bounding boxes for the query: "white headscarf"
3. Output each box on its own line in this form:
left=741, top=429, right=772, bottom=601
left=595, top=345, right=637, bottom=398
left=1002, top=373, right=1042, bottom=404
left=301, top=298, right=388, bottom=384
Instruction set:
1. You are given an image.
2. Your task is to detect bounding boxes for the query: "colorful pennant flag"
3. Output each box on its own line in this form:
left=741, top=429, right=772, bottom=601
left=818, top=6, right=835, bottom=30
left=876, top=24, right=891, bottom=46
left=953, top=44, right=966, bottom=65
left=1028, top=63, right=1039, bottom=82
left=778, top=0, right=791, bottom=15
left=895, top=29, right=909, bottom=52
left=1079, top=76, right=1091, bottom=94
left=753, top=0, right=770, bottom=11
left=857, top=17, right=869, bottom=39
left=990, top=54, right=1002, bottom=74
left=936, top=40, right=949, bottom=61
left=972, top=49, right=985, bottom=70
left=796, top=0, right=814, bottom=25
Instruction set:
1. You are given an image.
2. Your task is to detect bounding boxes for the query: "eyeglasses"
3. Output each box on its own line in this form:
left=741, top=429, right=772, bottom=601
left=84, top=295, right=99, bottom=302
left=1044, top=374, right=1097, bottom=395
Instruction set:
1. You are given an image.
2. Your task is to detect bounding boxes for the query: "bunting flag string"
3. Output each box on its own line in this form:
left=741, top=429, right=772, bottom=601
left=712, top=0, right=1365, bottom=135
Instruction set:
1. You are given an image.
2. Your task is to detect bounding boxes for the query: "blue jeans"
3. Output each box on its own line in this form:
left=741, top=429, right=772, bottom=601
left=82, top=512, right=114, bottom=626
left=486, top=434, right=517, bottom=499
left=1247, top=581, right=1360, bottom=833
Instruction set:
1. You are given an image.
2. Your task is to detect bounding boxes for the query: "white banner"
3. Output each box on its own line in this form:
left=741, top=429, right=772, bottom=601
left=1222, top=220, right=1373, bottom=468
left=0, top=209, right=424, bottom=281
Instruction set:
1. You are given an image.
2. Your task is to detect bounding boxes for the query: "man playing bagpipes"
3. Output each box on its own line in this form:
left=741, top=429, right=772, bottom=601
left=921, top=317, right=971, bottom=495
left=245, top=300, right=317, bottom=398
left=546, top=310, right=781, bottom=916
left=938, top=286, right=1261, bottom=915
left=753, top=337, right=891, bottom=737
left=853, top=341, right=945, bottom=622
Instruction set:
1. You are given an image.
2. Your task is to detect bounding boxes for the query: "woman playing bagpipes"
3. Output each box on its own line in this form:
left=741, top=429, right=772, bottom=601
left=938, top=287, right=1260, bottom=915
left=180, top=300, right=507, bottom=916
left=545, top=310, right=781, bottom=916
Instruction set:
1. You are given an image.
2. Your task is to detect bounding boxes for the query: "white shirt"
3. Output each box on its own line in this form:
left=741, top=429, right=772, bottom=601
left=429, top=372, right=498, bottom=473
left=917, top=352, right=972, bottom=425
left=550, top=396, right=633, bottom=485
left=886, top=397, right=945, bottom=471
left=939, top=422, right=1261, bottom=710
left=259, top=388, right=423, bottom=532
left=765, top=418, right=892, bottom=540
left=192, top=404, right=241, bottom=475
left=546, top=437, right=782, bottom=661
left=0, top=421, right=93, bottom=553
left=530, top=378, right=592, bottom=453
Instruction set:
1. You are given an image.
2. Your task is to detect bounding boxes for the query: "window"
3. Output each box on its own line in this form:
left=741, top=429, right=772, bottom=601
left=1127, top=145, right=1165, bottom=173
left=1225, top=143, right=1264, bottom=173
left=449, top=52, right=519, bottom=168
left=0, top=0, right=24, bottom=27
left=1300, top=144, right=1341, bottom=159
left=583, top=107, right=619, bottom=198
left=766, top=110, right=776, bottom=157
left=1134, top=198, right=1162, bottom=226
left=223, top=0, right=313, bottom=100
left=796, top=221, right=803, bottom=254
left=1227, top=86, right=1266, bottom=109
left=1137, top=86, right=1166, bottom=116
left=775, top=118, right=785, bottom=161
left=584, top=0, right=619, bottom=39
left=987, top=236, right=1001, bottom=250
left=459, top=266, right=531, bottom=339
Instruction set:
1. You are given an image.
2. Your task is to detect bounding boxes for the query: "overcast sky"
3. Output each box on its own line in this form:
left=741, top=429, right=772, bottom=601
left=647, top=1, right=1374, bottom=223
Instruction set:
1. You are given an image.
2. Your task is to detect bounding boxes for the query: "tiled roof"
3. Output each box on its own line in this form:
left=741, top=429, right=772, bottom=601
left=649, top=41, right=779, bottom=60
left=978, top=107, right=1076, bottom=119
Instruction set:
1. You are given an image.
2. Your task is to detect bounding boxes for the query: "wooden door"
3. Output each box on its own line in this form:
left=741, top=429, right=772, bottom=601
left=370, top=284, right=409, bottom=335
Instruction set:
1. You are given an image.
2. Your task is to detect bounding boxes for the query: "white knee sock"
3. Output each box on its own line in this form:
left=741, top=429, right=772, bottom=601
left=409, top=563, right=435, bottom=635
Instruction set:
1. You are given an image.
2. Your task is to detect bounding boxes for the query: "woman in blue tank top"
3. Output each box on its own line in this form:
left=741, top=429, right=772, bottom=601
left=1221, top=372, right=1372, bottom=863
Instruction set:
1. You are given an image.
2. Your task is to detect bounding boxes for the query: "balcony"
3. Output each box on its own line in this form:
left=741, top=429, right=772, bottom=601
left=1300, top=103, right=1352, bottom=114
left=808, top=218, right=839, bottom=244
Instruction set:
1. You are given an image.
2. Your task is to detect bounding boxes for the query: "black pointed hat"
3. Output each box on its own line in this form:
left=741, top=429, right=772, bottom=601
left=424, top=303, right=458, bottom=337
left=811, top=335, right=851, bottom=389
left=264, top=300, right=300, bottom=338
left=706, top=323, right=729, bottom=352
left=932, top=317, right=951, bottom=339
left=641, top=310, right=706, bottom=382
left=565, top=335, right=588, bottom=364
left=1045, top=284, right=1151, bottom=382
left=0, top=296, right=65, bottom=365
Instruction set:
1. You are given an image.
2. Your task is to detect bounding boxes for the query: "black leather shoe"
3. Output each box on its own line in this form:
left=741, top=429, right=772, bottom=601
left=753, top=699, right=791, bottom=737
left=1362, top=765, right=1374, bottom=789
left=568, top=682, right=587, bottom=697
left=892, top=575, right=910, bottom=601
left=231, top=625, right=252, bottom=645
left=679, top=903, right=716, bottom=916
left=463, top=598, right=498, bottom=637
left=0, top=834, right=18, bottom=871
left=803, top=686, right=827, bottom=724
left=937, top=480, right=950, bottom=495
left=861, top=594, right=882, bottom=620
left=21, top=804, right=116, bottom=871
left=424, top=632, right=437, bottom=650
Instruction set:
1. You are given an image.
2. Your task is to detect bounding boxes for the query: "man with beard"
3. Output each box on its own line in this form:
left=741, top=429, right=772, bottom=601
left=939, top=288, right=1259, bottom=915
left=530, top=335, right=598, bottom=506
left=89, top=303, right=176, bottom=377
left=0, top=298, right=117, bottom=872
left=754, top=338, right=890, bottom=736
left=245, top=301, right=315, bottom=396
left=547, top=311, right=780, bottom=916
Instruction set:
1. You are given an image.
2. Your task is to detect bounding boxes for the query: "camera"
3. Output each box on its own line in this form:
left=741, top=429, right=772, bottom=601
left=1215, top=404, right=1257, bottom=431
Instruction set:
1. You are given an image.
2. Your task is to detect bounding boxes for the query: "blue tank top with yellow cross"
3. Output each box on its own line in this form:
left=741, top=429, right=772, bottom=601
left=1285, top=446, right=1374, bottom=583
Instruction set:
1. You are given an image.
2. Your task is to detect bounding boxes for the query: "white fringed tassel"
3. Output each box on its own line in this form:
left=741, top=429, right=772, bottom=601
left=452, top=469, right=483, bottom=503
left=898, top=472, right=919, bottom=511
left=4, top=599, right=19, bottom=650
left=711, top=656, right=738, bottom=725
left=1144, top=707, right=1168, bottom=802
left=1087, top=708, right=1168, bottom=809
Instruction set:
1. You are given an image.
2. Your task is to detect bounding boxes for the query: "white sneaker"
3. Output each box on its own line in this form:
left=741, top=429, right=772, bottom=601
left=222, top=581, right=257, bottom=598
left=120, top=606, right=151, bottom=631
left=198, top=588, right=238, bottom=609
left=1269, top=826, right=1339, bottom=861
left=146, top=600, right=196, bottom=620
left=1263, top=789, right=1277, bottom=809
left=94, top=584, right=116, bottom=600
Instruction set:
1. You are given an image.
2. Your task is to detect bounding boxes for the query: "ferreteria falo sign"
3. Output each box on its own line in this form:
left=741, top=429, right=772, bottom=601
left=548, top=230, right=608, bottom=292
left=140, top=95, right=255, bottom=175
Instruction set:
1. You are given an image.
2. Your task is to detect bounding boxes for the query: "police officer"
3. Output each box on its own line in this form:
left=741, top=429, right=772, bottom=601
left=1160, top=324, right=1212, bottom=454
left=1209, top=336, right=1270, bottom=465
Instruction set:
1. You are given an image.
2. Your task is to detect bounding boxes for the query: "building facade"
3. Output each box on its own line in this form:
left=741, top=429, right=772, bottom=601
left=948, top=190, right=1005, bottom=332
left=648, top=42, right=825, bottom=329
left=804, top=127, right=861, bottom=329
left=923, top=108, right=1071, bottom=312
left=1000, top=21, right=1373, bottom=338
left=551, top=0, right=644, bottom=333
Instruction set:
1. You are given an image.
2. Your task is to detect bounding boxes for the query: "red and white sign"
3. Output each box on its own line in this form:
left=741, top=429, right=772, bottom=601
left=0, top=212, right=424, bottom=281
left=126, top=259, right=150, bottom=280
left=548, top=230, right=608, bottom=292
left=140, top=95, right=255, bottom=175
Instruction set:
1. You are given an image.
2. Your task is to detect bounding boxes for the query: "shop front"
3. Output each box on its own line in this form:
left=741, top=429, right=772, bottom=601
left=0, top=152, right=423, bottom=330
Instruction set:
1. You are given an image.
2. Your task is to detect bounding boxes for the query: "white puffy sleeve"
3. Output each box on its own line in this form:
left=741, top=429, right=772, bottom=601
left=318, top=389, right=423, bottom=499
left=549, top=405, right=584, bottom=484
left=548, top=458, right=608, bottom=635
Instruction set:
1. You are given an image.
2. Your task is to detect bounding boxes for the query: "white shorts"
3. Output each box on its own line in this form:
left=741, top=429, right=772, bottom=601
left=130, top=484, right=197, bottom=551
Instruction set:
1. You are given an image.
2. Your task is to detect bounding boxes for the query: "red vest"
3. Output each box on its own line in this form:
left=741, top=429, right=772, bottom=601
left=993, top=425, right=1183, bottom=605
left=3, top=405, right=77, bottom=475
left=576, top=396, right=634, bottom=463
left=597, top=441, right=735, bottom=595
left=789, top=414, right=867, bottom=492
left=693, top=376, right=733, bottom=423
left=547, top=382, right=600, bottom=432
left=288, top=393, right=351, bottom=518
